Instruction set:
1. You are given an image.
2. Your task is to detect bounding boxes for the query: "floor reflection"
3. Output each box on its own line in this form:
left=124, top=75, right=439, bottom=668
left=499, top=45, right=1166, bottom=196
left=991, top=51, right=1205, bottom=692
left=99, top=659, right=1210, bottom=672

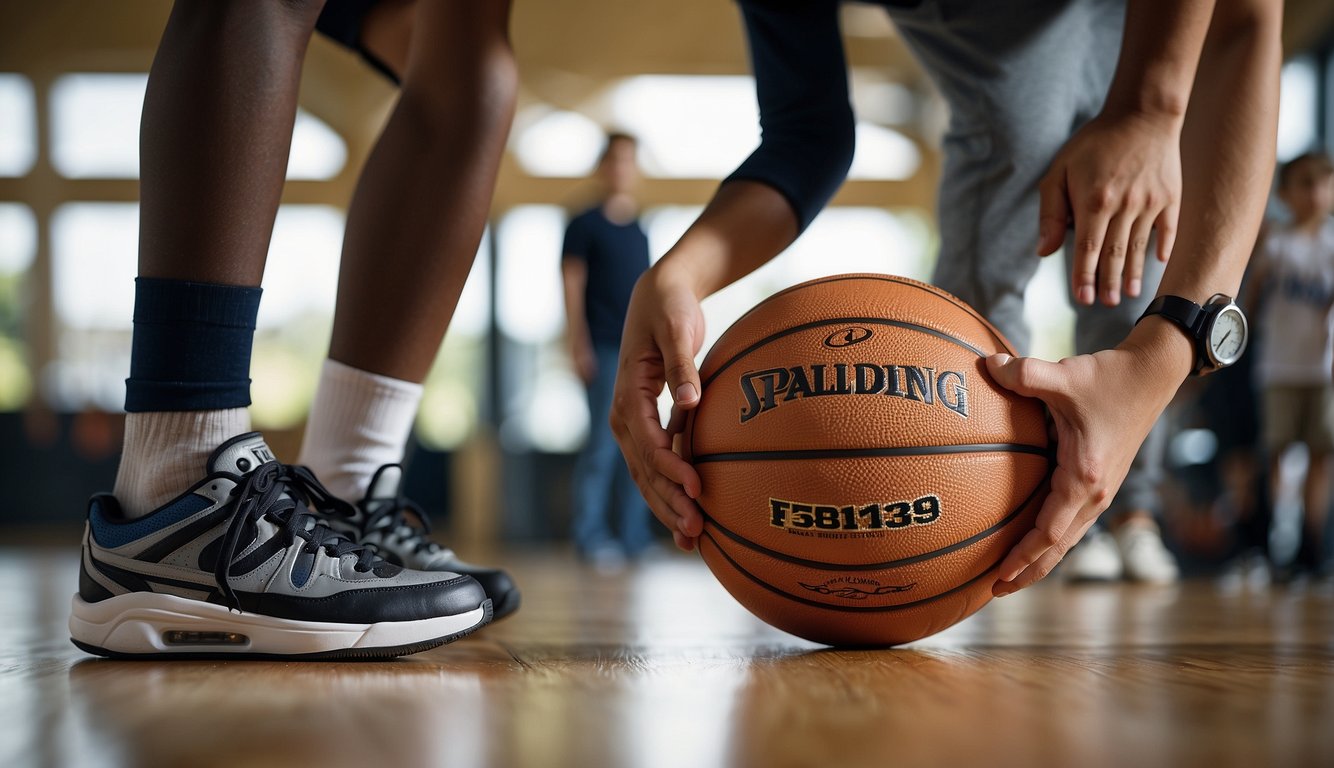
left=67, top=660, right=489, bottom=768
left=2, top=547, right=1331, bottom=768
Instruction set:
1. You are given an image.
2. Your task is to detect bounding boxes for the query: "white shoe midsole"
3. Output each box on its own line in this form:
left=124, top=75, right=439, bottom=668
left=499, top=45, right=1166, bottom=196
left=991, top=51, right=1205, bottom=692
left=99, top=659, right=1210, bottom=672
left=69, top=591, right=487, bottom=655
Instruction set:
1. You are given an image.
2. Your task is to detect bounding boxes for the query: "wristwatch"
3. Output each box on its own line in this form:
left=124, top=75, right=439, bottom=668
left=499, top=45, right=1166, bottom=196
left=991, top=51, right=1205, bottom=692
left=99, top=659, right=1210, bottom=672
left=1136, top=294, right=1248, bottom=375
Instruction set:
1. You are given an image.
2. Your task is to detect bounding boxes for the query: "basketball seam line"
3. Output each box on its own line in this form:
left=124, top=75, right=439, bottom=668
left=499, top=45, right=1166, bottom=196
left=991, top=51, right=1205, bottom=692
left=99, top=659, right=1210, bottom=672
left=693, top=443, right=1052, bottom=464
left=701, top=530, right=1010, bottom=615
left=700, top=473, right=1050, bottom=571
left=723, top=274, right=1013, bottom=355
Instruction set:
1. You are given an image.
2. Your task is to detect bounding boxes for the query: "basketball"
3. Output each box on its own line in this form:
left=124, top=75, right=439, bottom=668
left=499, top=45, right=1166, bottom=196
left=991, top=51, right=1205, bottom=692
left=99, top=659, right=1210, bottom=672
left=683, top=274, right=1052, bottom=646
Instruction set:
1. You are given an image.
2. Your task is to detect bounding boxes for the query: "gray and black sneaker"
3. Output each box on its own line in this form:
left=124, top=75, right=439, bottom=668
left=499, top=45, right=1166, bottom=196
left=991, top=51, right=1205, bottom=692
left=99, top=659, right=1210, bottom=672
left=319, top=464, right=520, bottom=622
left=70, top=433, right=492, bottom=659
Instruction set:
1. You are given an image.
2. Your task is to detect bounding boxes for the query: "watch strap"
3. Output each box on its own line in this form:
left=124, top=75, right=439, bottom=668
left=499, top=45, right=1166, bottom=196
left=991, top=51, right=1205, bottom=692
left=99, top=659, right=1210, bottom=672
left=1137, top=295, right=1208, bottom=372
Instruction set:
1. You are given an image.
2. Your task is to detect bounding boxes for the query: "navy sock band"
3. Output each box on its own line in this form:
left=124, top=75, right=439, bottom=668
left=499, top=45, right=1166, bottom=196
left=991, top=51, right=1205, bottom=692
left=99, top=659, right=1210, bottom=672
left=124, top=277, right=263, bottom=413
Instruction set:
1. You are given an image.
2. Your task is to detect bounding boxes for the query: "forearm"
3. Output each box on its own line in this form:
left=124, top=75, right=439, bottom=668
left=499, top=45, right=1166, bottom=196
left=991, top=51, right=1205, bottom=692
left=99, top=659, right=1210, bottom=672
left=1159, top=0, right=1280, bottom=303
left=561, top=261, right=592, bottom=344
left=1127, top=0, right=1281, bottom=380
left=652, top=180, right=800, bottom=297
left=1102, top=0, right=1216, bottom=122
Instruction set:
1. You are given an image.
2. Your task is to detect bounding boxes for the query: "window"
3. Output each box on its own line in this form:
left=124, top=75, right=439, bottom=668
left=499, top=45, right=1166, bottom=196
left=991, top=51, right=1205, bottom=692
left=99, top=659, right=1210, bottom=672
left=47, top=203, right=137, bottom=409
left=51, top=203, right=139, bottom=331
left=0, top=74, right=36, bottom=177
left=512, top=108, right=605, bottom=178
left=288, top=110, right=347, bottom=181
left=1278, top=56, right=1318, bottom=162
left=416, top=230, right=492, bottom=451
left=513, top=75, right=923, bottom=181
left=495, top=206, right=588, bottom=452
left=0, top=204, right=37, bottom=409
left=50, top=74, right=148, bottom=179
left=608, top=75, right=760, bottom=179
left=50, top=73, right=345, bottom=180
left=248, top=205, right=346, bottom=428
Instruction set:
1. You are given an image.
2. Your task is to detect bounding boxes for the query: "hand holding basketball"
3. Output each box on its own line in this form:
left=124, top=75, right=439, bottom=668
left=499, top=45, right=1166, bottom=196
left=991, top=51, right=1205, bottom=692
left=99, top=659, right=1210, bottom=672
left=609, top=268, right=706, bottom=551
left=987, top=317, right=1194, bottom=595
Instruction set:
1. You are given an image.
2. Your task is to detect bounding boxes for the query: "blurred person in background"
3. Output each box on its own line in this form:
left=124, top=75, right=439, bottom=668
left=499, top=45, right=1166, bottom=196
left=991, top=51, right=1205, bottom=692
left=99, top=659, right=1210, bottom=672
left=562, top=133, right=654, bottom=568
left=1247, top=151, right=1334, bottom=582
left=1192, top=295, right=1268, bottom=578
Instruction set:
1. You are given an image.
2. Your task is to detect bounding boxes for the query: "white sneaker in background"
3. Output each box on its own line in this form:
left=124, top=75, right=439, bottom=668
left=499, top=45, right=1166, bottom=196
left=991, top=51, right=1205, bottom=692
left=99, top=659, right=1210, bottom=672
left=1116, top=523, right=1180, bottom=584
left=1063, top=529, right=1123, bottom=582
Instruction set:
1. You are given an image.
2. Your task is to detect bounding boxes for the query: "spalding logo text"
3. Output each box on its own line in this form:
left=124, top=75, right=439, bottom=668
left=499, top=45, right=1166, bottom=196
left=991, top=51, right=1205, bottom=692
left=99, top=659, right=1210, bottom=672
left=739, top=363, right=969, bottom=423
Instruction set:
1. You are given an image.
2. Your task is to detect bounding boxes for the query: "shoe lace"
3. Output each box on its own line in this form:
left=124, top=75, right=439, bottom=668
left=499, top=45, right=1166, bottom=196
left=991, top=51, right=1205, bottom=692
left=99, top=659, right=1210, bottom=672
left=362, top=495, right=447, bottom=557
left=214, top=461, right=379, bottom=612
left=283, top=464, right=360, bottom=521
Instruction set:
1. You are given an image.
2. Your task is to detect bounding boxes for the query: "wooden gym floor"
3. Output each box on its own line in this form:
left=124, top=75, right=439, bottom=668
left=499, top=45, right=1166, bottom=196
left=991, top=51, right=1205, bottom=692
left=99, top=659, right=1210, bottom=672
left=2, top=544, right=1332, bottom=768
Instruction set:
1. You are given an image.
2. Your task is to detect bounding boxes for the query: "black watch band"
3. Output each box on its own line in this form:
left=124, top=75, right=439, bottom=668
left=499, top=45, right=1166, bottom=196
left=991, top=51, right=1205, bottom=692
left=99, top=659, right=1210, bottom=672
left=1137, top=295, right=1208, bottom=372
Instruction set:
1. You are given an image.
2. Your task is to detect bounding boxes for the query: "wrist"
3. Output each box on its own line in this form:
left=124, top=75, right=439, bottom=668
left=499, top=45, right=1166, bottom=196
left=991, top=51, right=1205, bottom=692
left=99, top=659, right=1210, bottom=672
left=1119, top=314, right=1195, bottom=388
left=1097, top=98, right=1187, bottom=132
left=652, top=246, right=719, bottom=299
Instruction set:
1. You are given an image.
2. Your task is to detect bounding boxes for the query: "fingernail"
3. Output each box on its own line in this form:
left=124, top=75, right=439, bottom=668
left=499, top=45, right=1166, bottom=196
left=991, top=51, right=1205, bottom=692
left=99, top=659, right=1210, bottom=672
left=1104, top=288, right=1120, bottom=305
left=1128, top=278, right=1141, bottom=297
left=991, top=353, right=1012, bottom=366
left=677, top=518, right=691, bottom=535
left=1077, top=286, right=1095, bottom=305
left=675, top=383, right=698, bottom=403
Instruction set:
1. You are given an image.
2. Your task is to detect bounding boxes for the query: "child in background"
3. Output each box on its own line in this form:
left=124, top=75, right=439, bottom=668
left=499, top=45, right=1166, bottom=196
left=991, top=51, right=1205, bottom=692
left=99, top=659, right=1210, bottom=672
left=1250, top=151, right=1334, bottom=580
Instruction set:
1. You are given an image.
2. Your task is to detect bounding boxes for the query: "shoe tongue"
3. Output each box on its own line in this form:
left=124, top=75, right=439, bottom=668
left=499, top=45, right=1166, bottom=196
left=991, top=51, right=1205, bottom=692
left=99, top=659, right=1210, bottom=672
left=207, top=432, right=279, bottom=476
left=366, top=464, right=403, bottom=501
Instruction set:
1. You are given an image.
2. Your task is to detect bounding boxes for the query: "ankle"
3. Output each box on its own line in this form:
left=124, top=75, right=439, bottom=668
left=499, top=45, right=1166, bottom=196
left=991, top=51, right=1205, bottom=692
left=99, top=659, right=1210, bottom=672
left=298, top=358, right=422, bottom=502
left=113, top=409, right=251, bottom=518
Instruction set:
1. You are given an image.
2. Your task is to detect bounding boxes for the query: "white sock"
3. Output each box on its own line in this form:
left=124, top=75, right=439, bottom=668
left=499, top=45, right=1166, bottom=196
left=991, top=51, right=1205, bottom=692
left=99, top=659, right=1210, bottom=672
left=297, top=358, right=423, bottom=501
left=114, top=408, right=252, bottom=519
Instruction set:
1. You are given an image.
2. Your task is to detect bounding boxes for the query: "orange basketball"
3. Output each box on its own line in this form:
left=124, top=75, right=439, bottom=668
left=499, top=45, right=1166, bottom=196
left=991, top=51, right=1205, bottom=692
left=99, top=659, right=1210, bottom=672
left=683, top=273, right=1051, bottom=646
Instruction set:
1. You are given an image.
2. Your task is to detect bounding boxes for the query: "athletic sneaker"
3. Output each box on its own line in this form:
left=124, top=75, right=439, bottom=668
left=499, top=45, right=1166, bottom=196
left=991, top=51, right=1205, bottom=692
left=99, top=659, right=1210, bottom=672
left=1115, top=523, right=1180, bottom=584
left=70, top=433, right=492, bottom=659
left=318, top=464, right=521, bottom=621
left=1063, top=529, right=1123, bottom=582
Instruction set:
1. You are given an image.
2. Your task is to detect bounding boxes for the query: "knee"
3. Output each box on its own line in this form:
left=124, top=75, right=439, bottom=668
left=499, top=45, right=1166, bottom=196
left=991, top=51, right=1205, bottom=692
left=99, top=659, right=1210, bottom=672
left=171, top=0, right=328, bottom=34
left=398, top=0, right=517, bottom=126
left=400, top=44, right=518, bottom=130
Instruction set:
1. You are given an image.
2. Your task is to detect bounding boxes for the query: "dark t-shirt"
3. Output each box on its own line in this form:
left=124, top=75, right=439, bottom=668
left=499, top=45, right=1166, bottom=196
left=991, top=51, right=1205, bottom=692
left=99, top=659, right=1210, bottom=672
left=562, top=206, right=651, bottom=344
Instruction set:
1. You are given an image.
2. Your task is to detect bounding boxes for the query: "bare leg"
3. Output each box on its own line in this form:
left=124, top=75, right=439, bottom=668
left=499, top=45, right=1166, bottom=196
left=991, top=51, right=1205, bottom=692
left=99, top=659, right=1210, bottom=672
left=296, top=0, right=517, bottom=505
left=113, top=0, right=327, bottom=519
left=328, top=0, right=517, bottom=382
left=139, top=0, right=326, bottom=284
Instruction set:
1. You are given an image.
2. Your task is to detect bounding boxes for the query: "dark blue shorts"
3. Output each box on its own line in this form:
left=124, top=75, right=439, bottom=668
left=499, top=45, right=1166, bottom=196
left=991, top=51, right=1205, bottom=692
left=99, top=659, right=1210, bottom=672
left=315, top=0, right=400, bottom=83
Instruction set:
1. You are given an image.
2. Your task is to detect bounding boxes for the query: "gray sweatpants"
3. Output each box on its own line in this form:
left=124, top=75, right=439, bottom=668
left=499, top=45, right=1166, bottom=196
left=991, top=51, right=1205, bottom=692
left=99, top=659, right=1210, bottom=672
left=887, top=0, right=1165, bottom=517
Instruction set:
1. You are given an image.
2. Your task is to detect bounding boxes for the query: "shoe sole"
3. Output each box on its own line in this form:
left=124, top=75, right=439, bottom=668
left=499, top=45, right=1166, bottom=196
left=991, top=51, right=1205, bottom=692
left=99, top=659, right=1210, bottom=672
left=69, top=593, right=492, bottom=660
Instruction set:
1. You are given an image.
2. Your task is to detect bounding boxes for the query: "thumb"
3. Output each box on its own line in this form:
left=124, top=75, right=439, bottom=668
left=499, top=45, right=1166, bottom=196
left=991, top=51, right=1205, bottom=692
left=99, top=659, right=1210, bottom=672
left=1037, top=169, right=1070, bottom=257
left=660, top=319, right=703, bottom=410
left=986, top=353, right=1065, bottom=400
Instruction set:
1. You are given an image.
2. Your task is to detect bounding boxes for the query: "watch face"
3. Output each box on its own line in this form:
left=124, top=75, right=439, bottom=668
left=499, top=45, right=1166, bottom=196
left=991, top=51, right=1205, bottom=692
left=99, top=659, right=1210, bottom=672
left=1208, top=306, right=1247, bottom=366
